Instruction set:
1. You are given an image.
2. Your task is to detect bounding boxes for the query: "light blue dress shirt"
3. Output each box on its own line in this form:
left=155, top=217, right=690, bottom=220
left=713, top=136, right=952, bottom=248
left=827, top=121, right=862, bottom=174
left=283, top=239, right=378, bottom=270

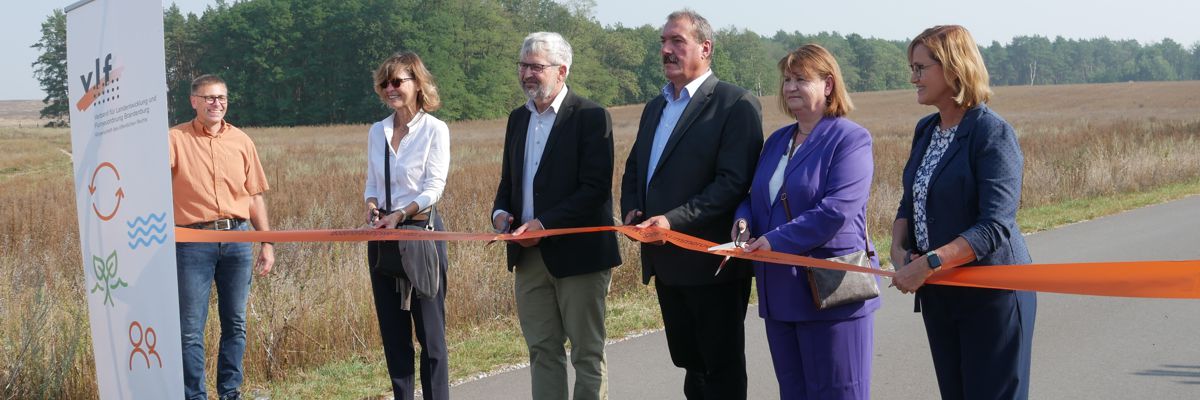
left=492, top=86, right=569, bottom=225
left=646, top=70, right=713, bottom=189
left=519, top=86, right=569, bottom=223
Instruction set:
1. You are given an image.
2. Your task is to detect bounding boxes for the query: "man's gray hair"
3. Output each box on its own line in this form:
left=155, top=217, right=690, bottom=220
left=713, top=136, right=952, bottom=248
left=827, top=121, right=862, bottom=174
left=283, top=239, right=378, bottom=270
left=520, top=32, right=573, bottom=75
left=666, top=9, right=714, bottom=46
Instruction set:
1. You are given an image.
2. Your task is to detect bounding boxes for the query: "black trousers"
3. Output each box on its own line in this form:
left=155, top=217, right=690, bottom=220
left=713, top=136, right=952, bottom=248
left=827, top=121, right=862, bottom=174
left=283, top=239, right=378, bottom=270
left=655, top=277, right=752, bottom=400
left=919, top=285, right=1037, bottom=400
left=367, top=216, right=450, bottom=400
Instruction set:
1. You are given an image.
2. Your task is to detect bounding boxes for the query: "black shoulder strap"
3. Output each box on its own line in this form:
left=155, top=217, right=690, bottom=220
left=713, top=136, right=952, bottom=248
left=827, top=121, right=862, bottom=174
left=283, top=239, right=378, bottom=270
left=383, top=137, right=391, bottom=213
left=863, top=215, right=875, bottom=257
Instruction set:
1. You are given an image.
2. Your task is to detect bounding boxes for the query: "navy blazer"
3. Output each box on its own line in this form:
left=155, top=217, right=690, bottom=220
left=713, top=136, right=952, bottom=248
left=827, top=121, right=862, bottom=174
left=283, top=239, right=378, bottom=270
left=736, top=117, right=880, bottom=321
left=896, top=104, right=1031, bottom=267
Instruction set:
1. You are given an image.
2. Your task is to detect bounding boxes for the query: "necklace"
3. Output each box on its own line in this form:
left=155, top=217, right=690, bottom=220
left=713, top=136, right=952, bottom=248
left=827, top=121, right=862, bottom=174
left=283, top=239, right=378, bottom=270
left=390, top=123, right=409, bottom=152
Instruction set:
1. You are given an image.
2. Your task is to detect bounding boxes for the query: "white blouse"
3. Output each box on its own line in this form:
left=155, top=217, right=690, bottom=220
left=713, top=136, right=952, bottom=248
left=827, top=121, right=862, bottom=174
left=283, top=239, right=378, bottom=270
left=769, top=133, right=804, bottom=204
left=363, top=111, right=450, bottom=212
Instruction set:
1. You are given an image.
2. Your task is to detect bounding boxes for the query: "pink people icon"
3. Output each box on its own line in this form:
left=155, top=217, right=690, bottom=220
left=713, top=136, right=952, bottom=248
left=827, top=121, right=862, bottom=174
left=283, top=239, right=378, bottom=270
left=128, top=321, right=162, bottom=370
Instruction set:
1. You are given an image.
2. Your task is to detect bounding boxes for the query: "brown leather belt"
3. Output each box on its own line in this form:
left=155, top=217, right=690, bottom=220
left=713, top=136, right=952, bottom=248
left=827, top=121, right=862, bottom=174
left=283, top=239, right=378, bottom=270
left=180, top=218, right=245, bottom=230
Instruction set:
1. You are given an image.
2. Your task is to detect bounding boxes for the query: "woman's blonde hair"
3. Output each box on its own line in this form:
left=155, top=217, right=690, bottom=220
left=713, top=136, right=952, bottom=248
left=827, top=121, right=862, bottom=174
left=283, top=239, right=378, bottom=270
left=776, top=44, right=854, bottom=118
left=373, top=52, right=441, bottom=112
left=908, top=25, right=991, bottom=109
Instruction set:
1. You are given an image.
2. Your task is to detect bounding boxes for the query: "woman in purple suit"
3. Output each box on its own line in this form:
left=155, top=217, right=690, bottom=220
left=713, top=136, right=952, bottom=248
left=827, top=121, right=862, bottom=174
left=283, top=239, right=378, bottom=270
left=734, top=44, right=879, bottom=400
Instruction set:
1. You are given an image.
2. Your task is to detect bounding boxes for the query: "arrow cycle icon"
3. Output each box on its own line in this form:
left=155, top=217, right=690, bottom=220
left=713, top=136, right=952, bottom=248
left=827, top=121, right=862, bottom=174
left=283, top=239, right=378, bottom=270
left=89, top=162, right=124, bottom=221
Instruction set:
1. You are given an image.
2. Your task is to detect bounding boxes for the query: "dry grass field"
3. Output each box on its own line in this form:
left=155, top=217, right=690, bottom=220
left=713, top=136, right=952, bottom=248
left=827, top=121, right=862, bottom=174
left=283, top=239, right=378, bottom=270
left=2, top=81, right=1199, bottom=398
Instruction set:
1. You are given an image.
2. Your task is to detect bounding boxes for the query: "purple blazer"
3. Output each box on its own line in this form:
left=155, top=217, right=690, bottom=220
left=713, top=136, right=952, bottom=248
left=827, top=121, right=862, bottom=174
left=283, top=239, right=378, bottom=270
left=735, top=116, right=881, bottom=322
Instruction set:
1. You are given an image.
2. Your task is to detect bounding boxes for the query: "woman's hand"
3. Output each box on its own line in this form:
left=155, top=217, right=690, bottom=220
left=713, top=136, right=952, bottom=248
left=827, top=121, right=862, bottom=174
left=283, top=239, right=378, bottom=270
left=890, top=246, right=914, bottom=271
left=365, top=205, right=380, bottom=227
left=742, top=236, right=772, bottom=253
left=892, top=256, right=933, bottom=294
left=372, top=211, right=402, bottom=229
left=889, top=218, right=912, bottom=270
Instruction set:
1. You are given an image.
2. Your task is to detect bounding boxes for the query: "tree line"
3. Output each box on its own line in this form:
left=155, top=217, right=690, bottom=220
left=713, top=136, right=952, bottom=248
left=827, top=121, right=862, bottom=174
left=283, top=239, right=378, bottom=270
left=32, top=0, right=1200, bottom=127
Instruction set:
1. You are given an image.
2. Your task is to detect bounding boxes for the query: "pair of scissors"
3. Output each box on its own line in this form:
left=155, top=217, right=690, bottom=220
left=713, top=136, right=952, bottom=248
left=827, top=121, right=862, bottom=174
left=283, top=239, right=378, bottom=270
left=487, top=213, right=514, bottom=246
left=715, top=223, right=749, bottom=276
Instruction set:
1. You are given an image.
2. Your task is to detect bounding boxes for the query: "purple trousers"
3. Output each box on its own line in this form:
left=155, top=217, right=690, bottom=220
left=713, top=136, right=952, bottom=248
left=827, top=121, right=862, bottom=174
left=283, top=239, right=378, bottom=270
left=764, top=314, right=874, bottom=400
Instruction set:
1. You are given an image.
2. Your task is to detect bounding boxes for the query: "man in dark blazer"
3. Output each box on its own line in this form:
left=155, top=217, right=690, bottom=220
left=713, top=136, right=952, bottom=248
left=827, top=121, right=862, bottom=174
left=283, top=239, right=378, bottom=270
left=619, top=10, right=763, bottom=400
left=492, top=32, right=621, bottom=400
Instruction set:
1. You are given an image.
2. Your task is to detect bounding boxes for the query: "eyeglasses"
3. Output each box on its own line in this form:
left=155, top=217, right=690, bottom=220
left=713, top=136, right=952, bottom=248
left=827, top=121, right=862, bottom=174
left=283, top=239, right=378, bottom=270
left=909, top=62, right=940, bottom=80
left=517, top=62, right=559, bottom=73
left=378, top=77, right=414, bottom=89
left=192, top=95, right=228, bottom=104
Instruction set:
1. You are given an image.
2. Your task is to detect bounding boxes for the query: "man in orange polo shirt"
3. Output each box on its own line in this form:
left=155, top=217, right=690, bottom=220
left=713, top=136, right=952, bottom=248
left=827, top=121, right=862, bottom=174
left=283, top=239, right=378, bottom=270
left=169, top=74, right=274, bottom=400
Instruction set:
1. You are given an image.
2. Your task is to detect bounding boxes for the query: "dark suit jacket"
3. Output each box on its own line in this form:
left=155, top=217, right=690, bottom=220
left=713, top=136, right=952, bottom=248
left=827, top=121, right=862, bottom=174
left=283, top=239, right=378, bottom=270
left=492, top=90, right=621, bottom=278
left=896, top=104, right=1031, bottom=267
left=620, top=74, right=764, bottom=285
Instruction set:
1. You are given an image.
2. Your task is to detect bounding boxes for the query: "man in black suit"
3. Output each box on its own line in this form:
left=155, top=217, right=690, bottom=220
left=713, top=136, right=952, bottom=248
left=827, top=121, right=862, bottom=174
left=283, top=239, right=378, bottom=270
left=620, top=9, right=763, bottom=400
left=492, top=31, right=621, bottom=400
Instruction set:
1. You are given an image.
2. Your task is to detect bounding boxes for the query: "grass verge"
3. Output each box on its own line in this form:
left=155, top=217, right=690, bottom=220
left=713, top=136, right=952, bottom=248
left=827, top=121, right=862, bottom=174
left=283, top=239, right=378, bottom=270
left=1016, top=178, right=1200, bottom=234
left=876, top=178, right=1200, bottom=268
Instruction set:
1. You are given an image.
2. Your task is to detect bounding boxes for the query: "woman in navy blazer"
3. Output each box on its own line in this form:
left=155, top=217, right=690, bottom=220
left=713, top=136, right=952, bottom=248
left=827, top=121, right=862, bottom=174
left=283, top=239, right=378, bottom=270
left=891, top=25, right=1037, bottom=400
left=734, top=44, right=879, bottom=400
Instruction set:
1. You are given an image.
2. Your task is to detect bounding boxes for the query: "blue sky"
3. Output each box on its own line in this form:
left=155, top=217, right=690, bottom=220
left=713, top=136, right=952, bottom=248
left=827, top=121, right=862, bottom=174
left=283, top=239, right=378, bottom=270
left=5, top=0, right=1199, bottom=100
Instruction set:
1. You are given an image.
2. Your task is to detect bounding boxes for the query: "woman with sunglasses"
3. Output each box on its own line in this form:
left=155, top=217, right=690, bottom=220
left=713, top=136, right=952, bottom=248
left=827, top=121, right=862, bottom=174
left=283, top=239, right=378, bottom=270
left=363, top=51, right=451, bottom=400
left=891, top=25, right=1037, bottom=400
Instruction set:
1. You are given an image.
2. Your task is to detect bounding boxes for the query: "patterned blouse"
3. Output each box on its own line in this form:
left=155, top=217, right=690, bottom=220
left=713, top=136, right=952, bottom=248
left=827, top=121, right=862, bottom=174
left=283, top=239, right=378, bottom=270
left=912, top=124, right=958, bottom=251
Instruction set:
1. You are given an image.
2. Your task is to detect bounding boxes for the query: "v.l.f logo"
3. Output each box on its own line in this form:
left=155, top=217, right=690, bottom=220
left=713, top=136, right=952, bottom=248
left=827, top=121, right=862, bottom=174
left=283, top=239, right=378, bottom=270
left=80, top=54, right=113, bottom=94
left=75, top=53, right=123, bottom=112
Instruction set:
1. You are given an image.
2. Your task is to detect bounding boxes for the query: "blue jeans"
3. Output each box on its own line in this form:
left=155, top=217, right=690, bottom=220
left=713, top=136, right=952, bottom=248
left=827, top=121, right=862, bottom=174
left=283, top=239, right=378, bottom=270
left=176, top=222, right=253, bottom=400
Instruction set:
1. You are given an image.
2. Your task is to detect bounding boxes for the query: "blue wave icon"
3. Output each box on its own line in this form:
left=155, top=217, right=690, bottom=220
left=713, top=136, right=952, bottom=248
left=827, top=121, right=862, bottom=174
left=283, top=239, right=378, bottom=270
left=126, top=223, right=166, bottom=238
left=129, top=235, right=168, bottom=248
left=127, top=212, right=168, bottom=250
left=126, top=213, right=166, bottom=228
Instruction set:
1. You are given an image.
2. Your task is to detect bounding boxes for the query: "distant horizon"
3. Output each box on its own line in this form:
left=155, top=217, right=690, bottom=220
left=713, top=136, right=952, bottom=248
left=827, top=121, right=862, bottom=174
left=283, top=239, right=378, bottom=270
left=6, top=81, right=1193, bottom=125
left=5, top=0, right=1199, bottom=100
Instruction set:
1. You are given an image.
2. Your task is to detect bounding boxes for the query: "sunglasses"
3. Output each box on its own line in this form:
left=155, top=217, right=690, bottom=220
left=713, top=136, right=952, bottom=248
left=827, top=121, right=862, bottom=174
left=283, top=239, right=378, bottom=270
left=378, top=77, right=415, bottom=89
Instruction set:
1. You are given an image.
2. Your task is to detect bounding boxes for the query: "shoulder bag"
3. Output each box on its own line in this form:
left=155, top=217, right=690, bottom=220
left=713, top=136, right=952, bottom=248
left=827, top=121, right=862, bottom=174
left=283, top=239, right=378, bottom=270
left=780, top=192, right=880, bottom=310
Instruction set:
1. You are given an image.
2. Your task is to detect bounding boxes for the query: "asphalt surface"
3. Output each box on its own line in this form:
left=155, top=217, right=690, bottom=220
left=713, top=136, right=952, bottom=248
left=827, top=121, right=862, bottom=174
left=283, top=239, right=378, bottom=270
left=450, top=195, right=1200, bottom=399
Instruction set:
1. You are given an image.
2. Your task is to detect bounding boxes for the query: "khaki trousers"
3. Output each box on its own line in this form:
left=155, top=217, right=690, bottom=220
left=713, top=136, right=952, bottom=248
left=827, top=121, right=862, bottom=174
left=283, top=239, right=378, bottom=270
left=515, top=247, right=612, bottom=400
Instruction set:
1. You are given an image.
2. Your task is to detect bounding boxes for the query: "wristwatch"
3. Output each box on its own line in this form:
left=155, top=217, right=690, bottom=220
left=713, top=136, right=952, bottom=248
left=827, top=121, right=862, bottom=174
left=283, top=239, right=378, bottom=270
left=925, top=251, right=942, bottom=271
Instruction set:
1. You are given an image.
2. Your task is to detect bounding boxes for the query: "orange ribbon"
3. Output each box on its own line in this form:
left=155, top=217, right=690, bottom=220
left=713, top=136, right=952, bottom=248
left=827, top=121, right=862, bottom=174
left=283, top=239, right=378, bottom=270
left=175, top=226, right=1200, bottom=299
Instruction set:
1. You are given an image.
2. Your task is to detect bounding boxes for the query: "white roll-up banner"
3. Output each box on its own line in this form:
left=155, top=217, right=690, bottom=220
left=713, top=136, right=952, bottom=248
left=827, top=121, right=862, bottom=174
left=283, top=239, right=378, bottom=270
left=66, top=0, right=183, bottom=397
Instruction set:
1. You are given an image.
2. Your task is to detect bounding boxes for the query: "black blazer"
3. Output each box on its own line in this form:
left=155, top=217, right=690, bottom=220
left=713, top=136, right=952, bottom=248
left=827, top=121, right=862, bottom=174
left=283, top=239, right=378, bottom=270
left=492, top=90, right=621, bottom=278
left=620, top=75, right=764, bottom=285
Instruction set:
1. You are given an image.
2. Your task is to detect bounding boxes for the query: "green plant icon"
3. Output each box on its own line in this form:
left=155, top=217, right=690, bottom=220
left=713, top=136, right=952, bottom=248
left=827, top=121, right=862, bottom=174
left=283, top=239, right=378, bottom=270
left=91, top=250, right=128, bottom=307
